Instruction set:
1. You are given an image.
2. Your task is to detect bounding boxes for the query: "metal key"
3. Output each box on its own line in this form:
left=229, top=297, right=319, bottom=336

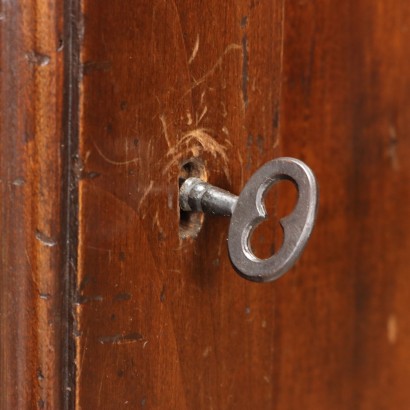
left=179, top=157, right=319, bottom=282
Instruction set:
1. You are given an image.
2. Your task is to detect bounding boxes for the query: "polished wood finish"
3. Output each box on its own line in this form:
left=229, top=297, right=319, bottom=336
left=76, top=1, right=284, bottom=408
left=278, top=2, right=410, bottom=408
left=1, top=0, right=410, bottom=409
left=74, top=0, right=410, bottom=409
left=0, top=0, right=66, bottom=408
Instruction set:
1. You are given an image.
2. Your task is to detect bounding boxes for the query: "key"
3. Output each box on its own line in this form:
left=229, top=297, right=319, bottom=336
left=179, top=157, right=319, bottom=282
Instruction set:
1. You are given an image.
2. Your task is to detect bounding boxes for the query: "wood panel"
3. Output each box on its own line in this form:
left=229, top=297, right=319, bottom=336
left=75, top=0, right=284, bottom=408
left=2, top=0, right=409, bottom=409
left=277, top=1, right=410, bottom=409
left=0, top=0, right=68, bottom=408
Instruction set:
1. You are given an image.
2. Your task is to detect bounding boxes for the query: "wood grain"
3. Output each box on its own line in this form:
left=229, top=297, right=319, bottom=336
left=75, top=1, right=284, bottom=408
left=74, top=0, right=410, bottom=409
left=0, top=0, right=67, bottom=408
left=2, top=0, right=410, bottom=409
left=277, top=2, right=410, bottom=408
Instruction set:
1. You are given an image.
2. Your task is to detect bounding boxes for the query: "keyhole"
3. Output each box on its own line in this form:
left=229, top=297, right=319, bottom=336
left=249, top=179, right=298, bottom=259
left=179, top=159, right=207, bottom=239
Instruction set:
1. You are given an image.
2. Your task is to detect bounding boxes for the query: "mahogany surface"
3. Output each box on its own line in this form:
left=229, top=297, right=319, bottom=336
left=1, top=0, right=410, bottom=409
left=0, top=0, right=66, bottom=408
left=75, top=0, right=410, bottom=408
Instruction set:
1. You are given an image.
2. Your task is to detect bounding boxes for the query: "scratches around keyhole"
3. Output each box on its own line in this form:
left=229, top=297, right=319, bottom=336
left=178, top=158, right=207, bottom=239
left=249, top=180, right=298, bottom=259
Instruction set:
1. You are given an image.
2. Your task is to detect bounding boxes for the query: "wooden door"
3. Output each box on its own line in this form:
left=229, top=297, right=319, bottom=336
left=1, top=0, right=410, bottom=409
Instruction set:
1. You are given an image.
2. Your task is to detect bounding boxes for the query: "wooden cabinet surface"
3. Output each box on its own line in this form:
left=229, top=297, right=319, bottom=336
left=1, top=0, right=410, bottom=409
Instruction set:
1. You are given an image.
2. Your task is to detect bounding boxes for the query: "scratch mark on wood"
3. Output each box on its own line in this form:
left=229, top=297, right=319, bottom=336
left=183, top=43, right=241, bottom=97
left=153, top=210, right=164, bottom=236
left=35, top=230, right=57, bottom=247
left=186, top=110, right=193, bottom=125
left=147, top=139, right=153, bottom=160
left=138, top=180, right=154, bottom=211
left=196, top=105, right=208, bottom=125
left=77, top=329, right=89, bottom=383
left=159, top=114, right=171, bottom=148
left=163, top=128, right=230, bottom=181
left=200, top=90, right=206, bottom=107
left=188, top=34, right=200, bottom=64
left=221, top=102, right=227, bottom=117
left=93, top=141, right=139, bottom=166
left=237, top=150, right=244, bottom=187
left=171, top=241, right=192, bottom=252
left=98, top=332, right=143, bottom=345
left=97, top=374, right=104, bottom=408
left=25, top=249, right=33, bottom=272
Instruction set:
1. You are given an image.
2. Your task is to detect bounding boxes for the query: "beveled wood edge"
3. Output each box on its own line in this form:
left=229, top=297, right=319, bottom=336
left=0, top=0, right=80, bottom=408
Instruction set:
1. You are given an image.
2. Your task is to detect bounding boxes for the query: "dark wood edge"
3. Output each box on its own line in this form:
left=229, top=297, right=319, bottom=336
left=62, top=0, right=81, bottom=407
